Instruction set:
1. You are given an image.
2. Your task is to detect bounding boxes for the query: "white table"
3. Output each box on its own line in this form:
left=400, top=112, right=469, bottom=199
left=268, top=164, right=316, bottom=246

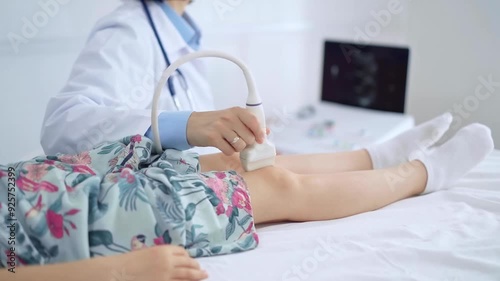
left=268, top=102, right=414, bottom=154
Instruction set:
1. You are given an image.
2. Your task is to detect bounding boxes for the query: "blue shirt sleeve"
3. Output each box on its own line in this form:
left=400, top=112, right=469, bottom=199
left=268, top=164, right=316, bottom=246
left=145, top=111, right=193, bottom=150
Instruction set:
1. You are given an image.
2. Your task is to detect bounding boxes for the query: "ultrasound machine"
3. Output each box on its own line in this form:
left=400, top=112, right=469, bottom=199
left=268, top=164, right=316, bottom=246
left=270, top=40, right=414, bottom=154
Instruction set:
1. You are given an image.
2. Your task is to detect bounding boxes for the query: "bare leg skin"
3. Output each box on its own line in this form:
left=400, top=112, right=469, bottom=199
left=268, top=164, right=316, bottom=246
left=200, top=123, right=493, bottom=224
left=275, top=149, right=373, bottom=174
left=199, top=149, right=373, bottom=174
left=240, top=161, right=426, bottom=224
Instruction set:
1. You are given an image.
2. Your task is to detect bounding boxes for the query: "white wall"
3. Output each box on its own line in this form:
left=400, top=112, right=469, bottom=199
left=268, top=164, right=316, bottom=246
left=1, top=0, right=498, bottom=164
left=406, top=0, right=500, bottom=144
left=189, top=0, right=410, bottom=113
left=0, top=0, right=121, bottom=163
left=192, top=0, right=499, bottom=147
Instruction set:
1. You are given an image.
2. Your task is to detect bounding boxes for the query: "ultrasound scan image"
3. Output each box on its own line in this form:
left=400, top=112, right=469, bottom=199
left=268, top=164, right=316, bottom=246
left=321, top=41, right=409, bottom=113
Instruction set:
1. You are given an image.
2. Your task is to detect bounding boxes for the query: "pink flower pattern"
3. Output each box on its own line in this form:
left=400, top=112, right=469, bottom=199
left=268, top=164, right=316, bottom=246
left=46, top=210, right=64, bottom=239
left=131, top=135, right=142, bottom=143
left=203, top=173, right=254, bottom=220
left=4, top=134, right=258, bottom=263
left=154, top=236, right=165, bottom=246
left=60, top=151, right=92, bottom=165
left=17, top=176, right=59, bottom=193
left=25, top=163, right=49, bottom=182
left=203, top=176, right=231, bottom=215
left=231, top=187, right=252, bottom=214
left=215, top=172, right=226, bottom=180
left=120, top=169, right=135, bottom=184
left=45, top=208, right=80, bottom=239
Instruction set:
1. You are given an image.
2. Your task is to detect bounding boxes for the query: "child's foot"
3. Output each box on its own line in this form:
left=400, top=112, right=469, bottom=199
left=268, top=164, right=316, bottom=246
left=367, top=113, right=453, bottom=169
left=411, top=123, right=494, bottom=194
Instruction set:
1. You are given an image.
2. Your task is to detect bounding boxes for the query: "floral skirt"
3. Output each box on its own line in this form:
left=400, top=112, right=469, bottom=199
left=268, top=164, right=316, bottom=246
left=0, top=135, right=258, bottom=267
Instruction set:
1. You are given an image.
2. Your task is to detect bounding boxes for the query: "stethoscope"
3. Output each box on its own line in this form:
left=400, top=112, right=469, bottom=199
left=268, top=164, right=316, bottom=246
left=140, top=0, right=195, bottom=110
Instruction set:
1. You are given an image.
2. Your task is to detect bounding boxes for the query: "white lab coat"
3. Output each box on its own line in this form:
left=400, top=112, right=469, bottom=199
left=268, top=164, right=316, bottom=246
left=41, top=1, right=217, bottom=155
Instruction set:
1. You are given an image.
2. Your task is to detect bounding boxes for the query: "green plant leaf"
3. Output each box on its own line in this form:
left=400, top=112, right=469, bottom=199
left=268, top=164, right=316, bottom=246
left=89, top=230, right=114, bottom=247
left=239, top=215, right=252, bottom=227
left=196, top=248, right=203, bottom=257
left=29, top=236, right=45, bottom=254
left=185, top=203, right=196, bottom=221
left=162, top=230, right=172, bottom=244
left=88, top=188, right=109, bottom=224
left=48, top=245, right=59, bottom=257
left=72, top=174, right=91, bottom=186
left=239, top=234, right=255, bottom=249
left=225, top=222, right=236, bottom=240
left=49, top=193, right=64, bottom=213
left=211, top=246, right=222, bottom=254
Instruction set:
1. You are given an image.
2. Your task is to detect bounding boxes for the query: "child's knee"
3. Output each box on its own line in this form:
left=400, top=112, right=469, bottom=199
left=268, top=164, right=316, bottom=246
left=263, top=166, right=301, bottom=194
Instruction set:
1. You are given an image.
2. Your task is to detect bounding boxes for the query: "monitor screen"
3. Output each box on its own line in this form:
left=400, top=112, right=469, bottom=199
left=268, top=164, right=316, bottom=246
left=321, top=40, right=410, bottom=113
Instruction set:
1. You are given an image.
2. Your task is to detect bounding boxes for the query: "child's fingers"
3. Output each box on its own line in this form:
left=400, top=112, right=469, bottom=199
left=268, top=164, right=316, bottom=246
left=169, top=246, right=189, bottom=256
left=174, top=256, right=201, bottom=269
left=172, top=268, right=208, bottom=280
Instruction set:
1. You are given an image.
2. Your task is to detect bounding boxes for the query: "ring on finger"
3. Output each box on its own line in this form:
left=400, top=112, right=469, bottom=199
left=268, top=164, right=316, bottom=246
left=230, top=136, right=240, bottom=145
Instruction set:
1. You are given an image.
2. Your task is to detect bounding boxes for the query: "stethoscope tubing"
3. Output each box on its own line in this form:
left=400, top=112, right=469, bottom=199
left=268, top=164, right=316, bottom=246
left=141, top=0, right=193, bottom=111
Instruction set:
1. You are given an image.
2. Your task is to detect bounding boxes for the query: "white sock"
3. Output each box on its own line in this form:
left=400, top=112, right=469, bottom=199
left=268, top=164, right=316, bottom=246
left=411, top=123, right=494, bottom=194
left=367, top=113, right=453, bottom=169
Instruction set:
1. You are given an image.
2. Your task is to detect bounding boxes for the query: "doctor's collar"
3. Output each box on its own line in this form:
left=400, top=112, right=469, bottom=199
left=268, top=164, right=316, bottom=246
left=157, top=1, right=201, bottom=51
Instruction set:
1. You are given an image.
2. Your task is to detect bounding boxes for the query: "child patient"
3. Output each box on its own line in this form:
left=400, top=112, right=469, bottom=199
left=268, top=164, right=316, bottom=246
left=0, top=113, right=494, bottom=281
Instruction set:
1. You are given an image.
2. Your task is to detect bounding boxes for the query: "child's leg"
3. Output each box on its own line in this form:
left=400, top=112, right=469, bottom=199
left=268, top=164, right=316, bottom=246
left=242, top=162, right=426, bottom=224
left=243, top=123, right=493, bottom=224
left=199, top=113, right=455, bottom=174
left=275, top=149, right=373, bottom=174
left=199, top=149, right=373, bottom=174
left=282, top=112, right=454, bottom=174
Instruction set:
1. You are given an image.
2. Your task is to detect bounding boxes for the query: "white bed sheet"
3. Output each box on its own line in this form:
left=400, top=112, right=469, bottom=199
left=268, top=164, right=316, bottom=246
left=199, top=150, right=500, bottom=281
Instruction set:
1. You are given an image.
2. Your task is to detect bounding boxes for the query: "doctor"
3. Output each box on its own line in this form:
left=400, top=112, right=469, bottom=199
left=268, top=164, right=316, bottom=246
left=41, top=0, right=266, bottom=156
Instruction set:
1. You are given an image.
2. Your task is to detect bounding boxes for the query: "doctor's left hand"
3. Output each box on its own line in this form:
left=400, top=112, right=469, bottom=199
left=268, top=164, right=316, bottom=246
left=187, top=107, right=266, bottom=155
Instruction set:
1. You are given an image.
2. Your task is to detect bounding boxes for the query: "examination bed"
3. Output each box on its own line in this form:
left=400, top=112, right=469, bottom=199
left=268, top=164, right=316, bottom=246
left=199, top=150, right=500, bottom=280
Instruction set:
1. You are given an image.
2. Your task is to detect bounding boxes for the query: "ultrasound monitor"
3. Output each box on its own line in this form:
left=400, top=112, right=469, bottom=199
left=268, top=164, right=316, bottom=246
left=321, top=40, right=410, bottom=113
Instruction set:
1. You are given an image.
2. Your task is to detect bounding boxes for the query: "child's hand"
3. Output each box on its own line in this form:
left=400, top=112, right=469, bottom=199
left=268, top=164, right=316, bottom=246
left=118, top=245, right=208, bottom=281
left=7, top=245, right=208, bottom=281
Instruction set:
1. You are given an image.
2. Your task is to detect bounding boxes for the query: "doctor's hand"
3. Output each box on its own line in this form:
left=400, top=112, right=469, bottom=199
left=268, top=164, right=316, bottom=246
left=187, top=107, right=266, bottom=155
